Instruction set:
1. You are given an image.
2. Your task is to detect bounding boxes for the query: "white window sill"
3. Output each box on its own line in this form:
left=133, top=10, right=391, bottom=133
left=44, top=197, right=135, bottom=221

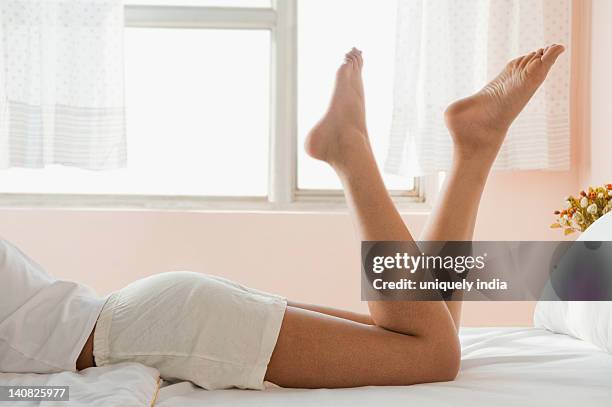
left=0, top=176, right=438, bottom=213
left=0, top=193, right=432, bottom=215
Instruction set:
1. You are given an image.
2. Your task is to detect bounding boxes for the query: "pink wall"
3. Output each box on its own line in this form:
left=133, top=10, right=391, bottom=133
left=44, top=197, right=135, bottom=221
left=587, top=0, right=612, bottom=186
left=0, top=0, right=601, bottom=328
left=0, top=204, right=560, bottom=327
left=0, top=172, right=579, bottom=328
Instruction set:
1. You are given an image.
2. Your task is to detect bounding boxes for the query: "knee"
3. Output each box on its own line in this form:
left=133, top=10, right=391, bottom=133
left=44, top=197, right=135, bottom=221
left=373, top=333, right=461, bottom=387
left=428, top=335, right=461, bottom=383
left=396, top=334, right=461, bottom=385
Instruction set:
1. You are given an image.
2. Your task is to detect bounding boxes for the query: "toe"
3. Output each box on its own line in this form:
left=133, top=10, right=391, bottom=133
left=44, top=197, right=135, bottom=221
left=353, top=50, right=364, bottom=69
left=518, top=52, right=537, bottom=69
left=507, top=56, right=523, bottom=69
left=524, top=50, right=544, bottom=70
left=525, top=44, right=565, bottom=78
left=344, top=53, right=354, bottom=65
left=346, top=51, right=359, bottom=70
left=541, top=44, right=565, bottom=67
left=338, top=55, right=353, bottom=76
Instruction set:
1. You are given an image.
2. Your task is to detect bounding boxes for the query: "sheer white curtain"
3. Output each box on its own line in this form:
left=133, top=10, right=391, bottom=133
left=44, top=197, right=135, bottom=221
left=0, top=0, right=126, bottom=170
left=386, top=0, right=570, bottom=177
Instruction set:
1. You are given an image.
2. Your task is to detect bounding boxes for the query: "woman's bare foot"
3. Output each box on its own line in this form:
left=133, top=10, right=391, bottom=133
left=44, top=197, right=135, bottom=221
left=305, top=48, right=371, bottom=170
left=445, top=44, right=565, bottom=159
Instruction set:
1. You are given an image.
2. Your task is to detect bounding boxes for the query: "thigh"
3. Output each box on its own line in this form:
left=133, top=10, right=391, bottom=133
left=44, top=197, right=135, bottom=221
left=288, top=301, right=374, bottom=325
left=265, top=306, right=460, bottom=389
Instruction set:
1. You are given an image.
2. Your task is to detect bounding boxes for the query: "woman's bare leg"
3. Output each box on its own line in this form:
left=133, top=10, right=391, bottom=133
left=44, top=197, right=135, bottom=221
left=266, top=50, right=459, bottom=388
left=265, top=46, right=565, bottom=388
left=287, top=301, right=374, bottom=325
left=421, top=44, right=566, bottom=327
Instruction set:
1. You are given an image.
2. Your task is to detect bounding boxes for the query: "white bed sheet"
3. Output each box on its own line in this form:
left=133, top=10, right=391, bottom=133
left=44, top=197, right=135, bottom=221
left=156, top=327, right=612, bottom=407
left=0, top=362, right=160, bottom=406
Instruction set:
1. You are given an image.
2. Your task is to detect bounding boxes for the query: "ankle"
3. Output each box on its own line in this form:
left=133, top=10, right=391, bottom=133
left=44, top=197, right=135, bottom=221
left=329, top=134, right=372, bottom=174
left=451, top=150, right=495, bottom=182
left=454, top=140, right=501, bottom=164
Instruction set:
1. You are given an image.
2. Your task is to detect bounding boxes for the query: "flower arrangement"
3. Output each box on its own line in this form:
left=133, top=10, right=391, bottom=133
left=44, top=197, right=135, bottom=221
left=551, top=184, right=612, bottom=235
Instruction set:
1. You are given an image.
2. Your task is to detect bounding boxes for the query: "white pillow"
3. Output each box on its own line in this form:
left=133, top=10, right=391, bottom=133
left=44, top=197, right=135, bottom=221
left=534, top=212, right=612, bottom=353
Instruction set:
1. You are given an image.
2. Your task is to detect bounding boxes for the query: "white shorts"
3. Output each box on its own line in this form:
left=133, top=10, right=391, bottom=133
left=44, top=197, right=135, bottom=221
left=93, top=272, right=287, bottom=390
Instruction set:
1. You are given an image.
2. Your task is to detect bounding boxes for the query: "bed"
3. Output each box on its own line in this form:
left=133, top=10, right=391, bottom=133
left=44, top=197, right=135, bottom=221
left=156, top=327, right=612, bottom=406
left=1, top=327, right=610, bottom=406
left=0, top=362, right=159, bottom=406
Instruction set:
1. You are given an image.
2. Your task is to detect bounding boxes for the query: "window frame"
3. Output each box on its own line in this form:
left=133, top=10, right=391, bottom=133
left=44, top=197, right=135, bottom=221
left=0, top=0, right=429, bottom=212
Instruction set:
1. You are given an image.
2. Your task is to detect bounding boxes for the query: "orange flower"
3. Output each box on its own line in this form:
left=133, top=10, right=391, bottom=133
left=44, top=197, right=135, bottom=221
left=554, top=184, right=612, bottom=235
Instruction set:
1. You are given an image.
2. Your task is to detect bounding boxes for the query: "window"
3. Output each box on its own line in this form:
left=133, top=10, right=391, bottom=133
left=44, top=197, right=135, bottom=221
left=0, top=29, right=270, bottom=198
left=298, top=0, right=412, bottom=193
left=0, top=0, right=421, bottom=210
